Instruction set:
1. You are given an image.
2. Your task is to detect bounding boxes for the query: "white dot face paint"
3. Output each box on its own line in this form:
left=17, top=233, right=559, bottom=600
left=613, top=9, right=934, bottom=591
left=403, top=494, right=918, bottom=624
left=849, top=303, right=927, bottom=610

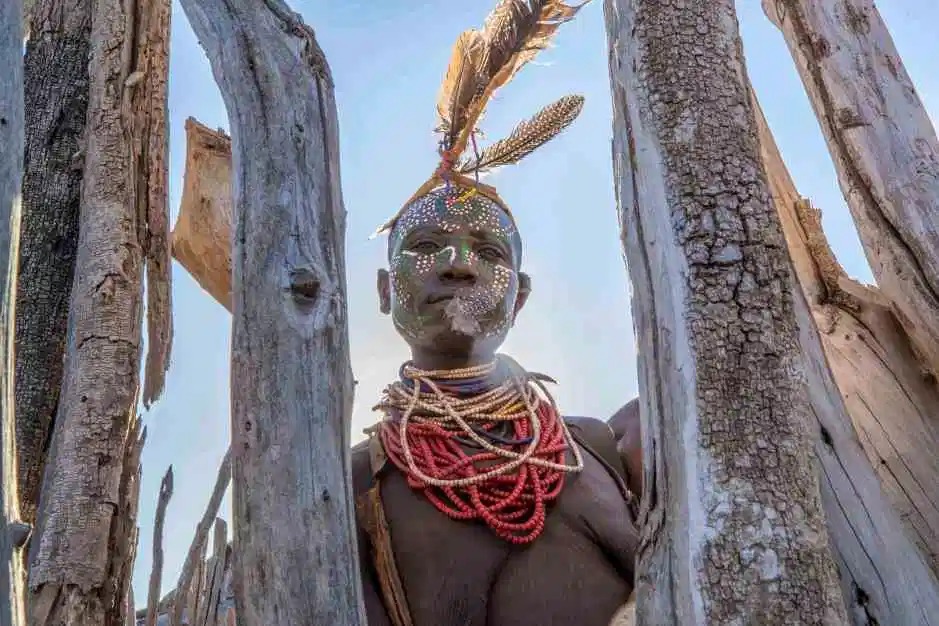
left=387, top=186, right=521, bottom=345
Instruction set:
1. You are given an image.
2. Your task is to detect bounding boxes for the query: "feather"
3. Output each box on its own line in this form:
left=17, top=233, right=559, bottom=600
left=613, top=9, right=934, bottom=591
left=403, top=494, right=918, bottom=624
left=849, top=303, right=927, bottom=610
left=457, top=95, right=584, bottom=174
left=436, top=30, right=485, bottom=141
left=435, top=0, right=590, bottom=156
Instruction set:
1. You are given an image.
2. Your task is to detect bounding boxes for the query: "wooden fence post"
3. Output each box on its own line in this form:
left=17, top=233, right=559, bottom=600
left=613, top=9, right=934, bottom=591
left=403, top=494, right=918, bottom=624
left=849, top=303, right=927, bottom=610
left=0, top=0, right=27, bottom=623
left=176, top=0, right=364, bottom=623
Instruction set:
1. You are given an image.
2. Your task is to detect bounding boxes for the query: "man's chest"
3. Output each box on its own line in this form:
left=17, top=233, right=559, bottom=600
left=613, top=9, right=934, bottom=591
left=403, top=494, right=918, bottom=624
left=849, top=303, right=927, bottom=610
left=377, top=460, right=634, bottom=626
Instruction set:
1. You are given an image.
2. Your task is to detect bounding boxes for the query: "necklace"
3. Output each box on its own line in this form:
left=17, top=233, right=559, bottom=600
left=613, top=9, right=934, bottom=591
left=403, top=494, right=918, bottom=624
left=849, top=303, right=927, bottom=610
left=373, top=356, right=583, bottom=544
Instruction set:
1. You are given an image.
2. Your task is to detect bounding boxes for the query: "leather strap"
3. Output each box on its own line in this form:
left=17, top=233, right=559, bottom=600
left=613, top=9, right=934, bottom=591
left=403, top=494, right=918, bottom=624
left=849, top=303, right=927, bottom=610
left=357, top=434, right=413, bottom=626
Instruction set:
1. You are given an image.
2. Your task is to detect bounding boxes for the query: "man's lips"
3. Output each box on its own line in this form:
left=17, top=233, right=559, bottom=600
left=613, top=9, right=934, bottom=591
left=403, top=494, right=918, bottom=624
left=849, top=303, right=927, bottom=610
left=426, top=293, right=457, bottom=304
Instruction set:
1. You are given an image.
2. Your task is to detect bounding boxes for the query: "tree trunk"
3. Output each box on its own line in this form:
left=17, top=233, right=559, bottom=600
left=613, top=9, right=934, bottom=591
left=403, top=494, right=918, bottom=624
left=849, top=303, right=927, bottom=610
left=27, top=0, right=171, bottom=622
left=0, top=1, right=27, bottom=623
left=16, top=0, right=91, bottom=526
left=176, top=1, right=364, bottom=624
left=764, top=0, right=939, bottom=378
left=754, top=93, right=939, bottom=579
left=753, top=93, right=939, bottom=624
left=604, top=1, right=847, bottom=623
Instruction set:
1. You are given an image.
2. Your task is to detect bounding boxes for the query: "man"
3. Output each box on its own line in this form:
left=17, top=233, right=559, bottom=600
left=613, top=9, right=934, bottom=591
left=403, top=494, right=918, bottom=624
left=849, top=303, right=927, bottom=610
left=352, top=2, right=643, bottom=624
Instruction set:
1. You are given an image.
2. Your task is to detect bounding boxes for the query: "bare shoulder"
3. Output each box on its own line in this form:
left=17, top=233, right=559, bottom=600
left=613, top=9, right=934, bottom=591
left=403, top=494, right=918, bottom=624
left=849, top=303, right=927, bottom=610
left=607, top=399, right=643, bottom=499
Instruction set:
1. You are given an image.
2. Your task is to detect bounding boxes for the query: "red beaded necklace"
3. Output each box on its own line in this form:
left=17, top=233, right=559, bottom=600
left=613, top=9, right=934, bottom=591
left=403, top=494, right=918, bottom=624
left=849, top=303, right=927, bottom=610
left=374, top=357, right=583, bottom=544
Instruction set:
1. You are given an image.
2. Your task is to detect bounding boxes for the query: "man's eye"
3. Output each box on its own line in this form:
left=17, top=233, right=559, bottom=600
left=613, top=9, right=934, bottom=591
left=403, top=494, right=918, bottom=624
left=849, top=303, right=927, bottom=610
left=478, top=245, right=505, bottom=261
left=411, top=240, right=441, bottom=253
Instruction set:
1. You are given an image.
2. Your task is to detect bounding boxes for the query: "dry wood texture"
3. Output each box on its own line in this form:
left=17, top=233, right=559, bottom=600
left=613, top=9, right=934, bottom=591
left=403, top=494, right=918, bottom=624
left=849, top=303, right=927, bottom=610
left=170, top=447, right=231, bottom=626
left=765, top=0, right=939, bottom=378
left=753, top=92, right=939, bottom=624
left=176, top=0, right=364, bottom=623
left=754, top=94, right=939, bottom=580
left=0, top=1, right=27, bottom=623
left=16, top=0, right=92, bottom=525
left=604, top=1, right=846, bottom=623
left=145, top=468, right=174, bottom=626
left=171, top=119, right=233, bottom=311
left=27, top=0, right=171, bottom=622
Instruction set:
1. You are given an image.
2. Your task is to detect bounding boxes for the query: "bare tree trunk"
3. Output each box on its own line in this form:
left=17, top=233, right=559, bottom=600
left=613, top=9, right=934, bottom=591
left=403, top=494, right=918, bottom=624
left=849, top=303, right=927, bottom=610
left=0, top=2, right=27, bottom=624
left=176, top=1, right=364, bottom=623
left=752, top=93, right=939, bottom=624
left=27, top=0, right=171, bottom=622
left=764, top=0, right=939, bottom=378
left=16, top=0, right=91, bottom=526
left=754, top=93, right=939, bottom=578
left=605, top=1, right=846, bottom=623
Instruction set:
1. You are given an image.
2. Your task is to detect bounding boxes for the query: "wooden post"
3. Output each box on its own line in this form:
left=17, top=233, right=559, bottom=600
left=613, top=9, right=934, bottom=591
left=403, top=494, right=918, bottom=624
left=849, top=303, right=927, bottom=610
left=752, top=92, right=939, bottom=623
left=764, top=0, right=939, bottom=378
left=15, top=0, right=91, bottom=526
left=176, top=1, right=363, bottom=624
left=27, top=0, right=171, bottom=622
left=605, top=1, right=847, bottom=623
left=0, top=1, right=27, bottom=624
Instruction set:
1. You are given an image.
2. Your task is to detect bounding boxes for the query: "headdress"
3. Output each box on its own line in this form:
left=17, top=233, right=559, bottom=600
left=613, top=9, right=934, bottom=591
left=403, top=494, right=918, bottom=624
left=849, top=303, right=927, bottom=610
left=371, top=0, right=591, bottom=238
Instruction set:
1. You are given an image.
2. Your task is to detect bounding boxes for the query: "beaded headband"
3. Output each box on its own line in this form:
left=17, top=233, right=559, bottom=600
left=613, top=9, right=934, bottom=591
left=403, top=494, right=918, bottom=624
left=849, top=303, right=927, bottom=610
left=371, top=0, right=591, bottom=239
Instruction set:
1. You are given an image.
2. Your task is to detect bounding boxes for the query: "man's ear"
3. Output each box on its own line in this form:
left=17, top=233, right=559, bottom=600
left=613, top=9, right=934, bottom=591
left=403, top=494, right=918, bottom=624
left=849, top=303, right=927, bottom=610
left=377, top=269, right=391, bottom=315
left=514, top=272, right=531, bottom=320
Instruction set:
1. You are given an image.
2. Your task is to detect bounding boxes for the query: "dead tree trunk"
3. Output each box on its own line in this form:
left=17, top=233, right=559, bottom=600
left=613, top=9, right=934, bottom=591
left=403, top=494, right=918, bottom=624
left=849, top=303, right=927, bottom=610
left=764, top=0, right=939, bottom=378
left=753, top=93, right=939, bottom=624
left=754, top=93, right=939, bottom=577
left=27, top=0, right=171, bottom=622
left=605, top=1, right=847, bottom=623
left=0, top=1, right=27, bottom=624
left=16, top=0, right=91, bottom=525
left=176, top=1, right=363, bottom=623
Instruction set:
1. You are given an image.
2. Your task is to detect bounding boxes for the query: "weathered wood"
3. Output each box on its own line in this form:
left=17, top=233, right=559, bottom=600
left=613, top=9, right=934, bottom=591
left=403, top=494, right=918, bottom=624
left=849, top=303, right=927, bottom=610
left=754, top=93, right=939, bottom=580
left=0, top=1, right=27, bottom=624
left=605, top=1, right=846, bottom=623
left=145, top=467, right=174, bottom=626
left=764, top=0, right=939, bottom=377
left=134, top=0, right=173, bottom=407
left=27, top=0, right=170, bottom=621
left=753, top=92, right=939, bottom=624
left=171, top=448, right=231, bottom=626
left=171, top=119, right=233, bottom=311
left=176, top=1, right=364, bottom=624
left=196, top=519, right=227, bottom=626
left=16, top=0, right=91, bottom=525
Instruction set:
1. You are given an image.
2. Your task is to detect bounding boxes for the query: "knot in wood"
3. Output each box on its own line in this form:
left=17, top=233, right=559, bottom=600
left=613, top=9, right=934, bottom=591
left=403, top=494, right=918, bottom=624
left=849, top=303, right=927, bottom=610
left=288, top=267, right=321, bottom=304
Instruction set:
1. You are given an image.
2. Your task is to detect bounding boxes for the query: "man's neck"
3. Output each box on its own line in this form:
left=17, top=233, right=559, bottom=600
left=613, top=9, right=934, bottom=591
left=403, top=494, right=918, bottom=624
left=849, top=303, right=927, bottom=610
left=409, top=350, right=496, bottom=373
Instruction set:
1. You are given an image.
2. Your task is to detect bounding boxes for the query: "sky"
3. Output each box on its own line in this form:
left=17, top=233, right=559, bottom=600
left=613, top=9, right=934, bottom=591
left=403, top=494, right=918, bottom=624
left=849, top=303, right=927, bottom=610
left=130, top=0, right=939, bottom=603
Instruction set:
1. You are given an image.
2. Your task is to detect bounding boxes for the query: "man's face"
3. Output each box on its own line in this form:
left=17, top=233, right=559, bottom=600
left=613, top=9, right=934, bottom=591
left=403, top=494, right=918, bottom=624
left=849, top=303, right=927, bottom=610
left=382, top=186, right=525, bottom=356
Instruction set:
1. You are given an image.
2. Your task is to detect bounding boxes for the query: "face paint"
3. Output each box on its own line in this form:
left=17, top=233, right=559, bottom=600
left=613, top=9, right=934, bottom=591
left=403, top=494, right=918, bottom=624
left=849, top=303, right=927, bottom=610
left=388, top=186, right=521, bottom=345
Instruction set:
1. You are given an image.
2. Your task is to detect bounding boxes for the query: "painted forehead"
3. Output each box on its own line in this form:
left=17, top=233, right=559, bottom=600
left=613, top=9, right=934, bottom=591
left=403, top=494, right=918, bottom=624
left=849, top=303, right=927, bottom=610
left=390, top=187, right=519, bottom=250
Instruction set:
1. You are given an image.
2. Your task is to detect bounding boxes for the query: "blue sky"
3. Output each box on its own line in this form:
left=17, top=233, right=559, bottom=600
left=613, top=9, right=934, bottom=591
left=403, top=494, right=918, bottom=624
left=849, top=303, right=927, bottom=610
left=131, top=0, right=939, bottom=602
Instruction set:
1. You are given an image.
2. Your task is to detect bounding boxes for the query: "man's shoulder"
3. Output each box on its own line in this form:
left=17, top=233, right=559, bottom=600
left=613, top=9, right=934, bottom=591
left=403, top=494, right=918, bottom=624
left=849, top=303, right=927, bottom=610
left=350, top=439, right=375, bottom=497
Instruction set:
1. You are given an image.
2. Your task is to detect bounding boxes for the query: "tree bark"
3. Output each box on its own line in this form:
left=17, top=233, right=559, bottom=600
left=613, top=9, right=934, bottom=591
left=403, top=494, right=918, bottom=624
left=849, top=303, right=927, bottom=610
left=176, top=1, right=364, bottom=624
left=754, top=93, right=939, bottom=580
left=145, top=467, right=173, bottom=626
left=605, top=1, right=847, bottom=623
left=27, top=0, right=171, bottom=622
left=764, top=0, right=939, bottom=378
left=0, top=1, right=27, bottom=624
left=753, top=93, right=939, bottom=624
left=16, top=0, right=92, bottom=526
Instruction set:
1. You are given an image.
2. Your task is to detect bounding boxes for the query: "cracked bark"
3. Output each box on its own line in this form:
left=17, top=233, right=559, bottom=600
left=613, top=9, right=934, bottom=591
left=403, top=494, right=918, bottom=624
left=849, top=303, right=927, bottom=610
left=0, top=0, right=27, bottom=623
left=754, top=92, right=939, bottom=583
left=605, top=1, right=846, bottom=623
left=764, top=0, right=939, bottom=379
left=753, top=91, right=939, bottom=625
left=16, top=0, right=91, bottom=526
left=176, top=0, right=364, bottom=623
left=27, top=0, right=170, bottom=622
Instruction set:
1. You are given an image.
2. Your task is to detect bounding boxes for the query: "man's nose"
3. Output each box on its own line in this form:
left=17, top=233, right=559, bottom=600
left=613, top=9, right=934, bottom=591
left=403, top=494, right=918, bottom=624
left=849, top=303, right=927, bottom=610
left=439, top=247, right=478, bottom=284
